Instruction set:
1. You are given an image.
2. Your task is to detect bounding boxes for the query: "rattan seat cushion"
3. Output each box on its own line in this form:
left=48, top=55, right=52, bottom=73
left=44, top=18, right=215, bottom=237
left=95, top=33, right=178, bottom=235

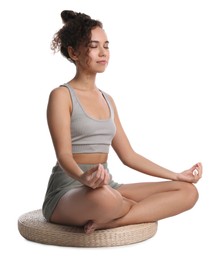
left=18, top=209, right=157, bottom=247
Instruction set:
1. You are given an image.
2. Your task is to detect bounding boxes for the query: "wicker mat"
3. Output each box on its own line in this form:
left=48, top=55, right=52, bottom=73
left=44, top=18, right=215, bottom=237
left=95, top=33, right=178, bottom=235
left=18, top=209, right=158, bottom=247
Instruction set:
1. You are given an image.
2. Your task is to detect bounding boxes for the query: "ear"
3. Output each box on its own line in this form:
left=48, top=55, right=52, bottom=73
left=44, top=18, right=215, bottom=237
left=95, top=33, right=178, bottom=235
left=67, top=46, right=79, bottom=62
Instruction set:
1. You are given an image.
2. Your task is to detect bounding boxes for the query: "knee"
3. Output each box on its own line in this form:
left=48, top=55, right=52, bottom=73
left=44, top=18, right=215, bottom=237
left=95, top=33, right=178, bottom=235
left=180, top=182, right=199, bottom=209
left=86, top=185, right=124, bottom=218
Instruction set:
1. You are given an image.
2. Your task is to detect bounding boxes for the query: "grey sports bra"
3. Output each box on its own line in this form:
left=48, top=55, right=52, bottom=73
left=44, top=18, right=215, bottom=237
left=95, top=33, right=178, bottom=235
left=63, top=83, right=116, bottom=154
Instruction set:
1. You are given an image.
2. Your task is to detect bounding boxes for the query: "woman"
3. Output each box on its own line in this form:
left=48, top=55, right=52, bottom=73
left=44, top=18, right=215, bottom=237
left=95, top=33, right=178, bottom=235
left=42, top=10, right=202, bottom=234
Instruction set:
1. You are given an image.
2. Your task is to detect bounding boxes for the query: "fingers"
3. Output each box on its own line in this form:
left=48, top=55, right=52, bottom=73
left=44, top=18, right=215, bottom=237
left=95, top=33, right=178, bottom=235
left=91, top=164, right=105, bottom=188
left=178, top=162, right=203, bottom=183
left=191, top=162, right=203, bottom=183
left=86, top=164, right=110, bottom=189
left=86, top=165, right=99, bottom=175
left=197, top=162, right=203, bottom=178
left=194, top=162, right=203, bottom=178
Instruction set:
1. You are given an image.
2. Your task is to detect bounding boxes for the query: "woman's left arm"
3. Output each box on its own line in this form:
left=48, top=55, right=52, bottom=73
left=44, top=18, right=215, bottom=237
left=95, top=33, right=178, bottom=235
left=110, top=96, right=202, bottom=183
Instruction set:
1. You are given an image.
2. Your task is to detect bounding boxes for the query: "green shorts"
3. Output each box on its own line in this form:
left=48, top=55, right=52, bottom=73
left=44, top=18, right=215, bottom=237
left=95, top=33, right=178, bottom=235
left=42, top=163, right=122, bottom=221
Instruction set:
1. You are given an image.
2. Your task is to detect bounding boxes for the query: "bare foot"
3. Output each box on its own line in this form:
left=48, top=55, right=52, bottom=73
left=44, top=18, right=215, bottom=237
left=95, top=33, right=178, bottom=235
left=83, top=198, right=137, bottom=234
left=84, top=220, right=98, bottom=234
left=84, top=220, right=110, bottom=234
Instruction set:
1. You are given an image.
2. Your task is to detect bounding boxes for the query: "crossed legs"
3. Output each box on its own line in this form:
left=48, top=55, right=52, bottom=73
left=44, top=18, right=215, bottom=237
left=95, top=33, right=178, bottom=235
left=50, top=180, right=199, bottom=234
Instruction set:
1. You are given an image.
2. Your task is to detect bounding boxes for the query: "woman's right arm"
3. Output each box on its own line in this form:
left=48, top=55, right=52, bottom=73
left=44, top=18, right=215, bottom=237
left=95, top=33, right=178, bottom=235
left=47, top=87, right=110, bottom=188
left=47, top=87, right=84, bottom=178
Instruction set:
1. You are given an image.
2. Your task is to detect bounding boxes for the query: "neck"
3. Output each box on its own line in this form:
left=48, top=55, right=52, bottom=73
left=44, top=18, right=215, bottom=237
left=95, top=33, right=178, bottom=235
left=71, top=71, right=97, bottom=91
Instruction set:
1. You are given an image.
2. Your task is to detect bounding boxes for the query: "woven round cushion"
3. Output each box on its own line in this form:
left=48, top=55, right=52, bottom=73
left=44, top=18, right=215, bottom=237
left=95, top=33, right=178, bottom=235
left=18, top=209, right=158, bottom=247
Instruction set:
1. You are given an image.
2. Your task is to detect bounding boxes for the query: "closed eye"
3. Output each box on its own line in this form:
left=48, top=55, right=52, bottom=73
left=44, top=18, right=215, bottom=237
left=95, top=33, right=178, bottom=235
left=88, top=41, right=109, bottom=49
left=89, top=43, right=98, bottom=48
left=104, top=43, right=109, bottom=49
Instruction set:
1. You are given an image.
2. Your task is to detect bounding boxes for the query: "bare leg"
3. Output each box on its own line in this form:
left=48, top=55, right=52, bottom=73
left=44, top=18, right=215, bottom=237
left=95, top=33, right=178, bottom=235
left=84, top=196, right=136, bottom=234
left=87, top=181, right=199, bottom=232
left=50, top=185, right=135, bottom=233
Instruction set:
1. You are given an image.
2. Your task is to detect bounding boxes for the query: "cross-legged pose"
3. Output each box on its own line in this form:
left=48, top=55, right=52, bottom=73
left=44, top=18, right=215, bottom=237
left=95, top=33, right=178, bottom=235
left=42, top=10, right=202, bottom=234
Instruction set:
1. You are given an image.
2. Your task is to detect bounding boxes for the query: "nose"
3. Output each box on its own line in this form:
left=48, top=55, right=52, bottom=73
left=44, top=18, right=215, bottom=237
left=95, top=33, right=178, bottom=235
left=99, top=46, right=107, bottom=57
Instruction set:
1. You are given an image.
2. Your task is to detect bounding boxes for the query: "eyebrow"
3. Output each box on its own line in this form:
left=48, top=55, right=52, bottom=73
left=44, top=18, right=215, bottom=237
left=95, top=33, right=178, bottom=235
left=89, top=40, right=109, bottom=44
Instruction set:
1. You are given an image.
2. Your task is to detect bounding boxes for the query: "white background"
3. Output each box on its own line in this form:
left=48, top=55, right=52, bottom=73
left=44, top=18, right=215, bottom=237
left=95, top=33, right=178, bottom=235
left=0, top=0, right=217, bottom=259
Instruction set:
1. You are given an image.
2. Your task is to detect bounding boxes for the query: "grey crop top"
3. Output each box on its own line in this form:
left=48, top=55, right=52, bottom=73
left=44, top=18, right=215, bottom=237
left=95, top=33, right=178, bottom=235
left=62, top=83, right=116, bottom=154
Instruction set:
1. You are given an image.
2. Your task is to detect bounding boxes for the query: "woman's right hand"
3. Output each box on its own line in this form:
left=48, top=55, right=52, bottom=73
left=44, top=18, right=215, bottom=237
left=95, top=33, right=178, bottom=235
left=78, top=164, right=111, bottom=189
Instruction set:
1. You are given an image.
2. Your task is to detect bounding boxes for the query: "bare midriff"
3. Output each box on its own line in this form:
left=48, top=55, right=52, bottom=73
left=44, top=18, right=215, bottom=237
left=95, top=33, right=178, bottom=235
left=73, top=153, right=108, bottom=164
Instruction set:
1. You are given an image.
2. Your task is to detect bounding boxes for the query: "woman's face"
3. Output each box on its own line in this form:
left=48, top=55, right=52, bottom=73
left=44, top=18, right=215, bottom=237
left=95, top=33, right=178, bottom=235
left=78, top=27, right=110, bottom=73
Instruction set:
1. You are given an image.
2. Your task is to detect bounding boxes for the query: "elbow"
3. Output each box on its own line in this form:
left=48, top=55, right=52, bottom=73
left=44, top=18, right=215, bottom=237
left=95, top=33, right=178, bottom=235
left=56, top=152, right=73, bottom=165
left=121, top=156, right=130, bottom=166
left=119, top=150, right=137, bottom=167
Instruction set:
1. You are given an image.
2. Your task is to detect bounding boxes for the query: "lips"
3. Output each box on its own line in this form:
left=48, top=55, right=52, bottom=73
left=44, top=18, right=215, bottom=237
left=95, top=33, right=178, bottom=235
left=97, top=60, right=107, bottom=65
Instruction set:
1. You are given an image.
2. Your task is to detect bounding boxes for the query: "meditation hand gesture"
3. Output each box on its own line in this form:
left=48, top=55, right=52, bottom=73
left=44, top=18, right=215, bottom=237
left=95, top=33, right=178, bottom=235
left=79, top=164, right=111, bottom=189
left=176, top=162, right=203, bottom=183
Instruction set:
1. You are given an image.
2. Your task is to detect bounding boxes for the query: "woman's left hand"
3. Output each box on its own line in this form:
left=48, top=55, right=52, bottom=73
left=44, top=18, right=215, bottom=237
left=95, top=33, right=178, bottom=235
left=176, top=162, right=203, bottom=183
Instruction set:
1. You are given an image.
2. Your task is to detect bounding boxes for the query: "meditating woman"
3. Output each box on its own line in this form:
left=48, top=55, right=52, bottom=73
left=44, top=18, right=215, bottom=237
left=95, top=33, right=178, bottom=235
left=42, top=10, right=202, bottom=234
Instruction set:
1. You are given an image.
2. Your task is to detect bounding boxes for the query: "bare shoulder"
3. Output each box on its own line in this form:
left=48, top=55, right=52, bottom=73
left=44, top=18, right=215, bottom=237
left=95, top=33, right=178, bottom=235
left=49, top=86, right=69, bottom=99
left=48, top=86, right=72, bottom=111
left=49, top=86, right=71, bottom=103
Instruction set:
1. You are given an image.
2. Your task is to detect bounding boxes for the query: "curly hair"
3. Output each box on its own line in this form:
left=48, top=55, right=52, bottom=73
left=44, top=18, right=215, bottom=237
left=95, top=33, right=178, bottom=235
left=51, top=10, right=103, bottom=63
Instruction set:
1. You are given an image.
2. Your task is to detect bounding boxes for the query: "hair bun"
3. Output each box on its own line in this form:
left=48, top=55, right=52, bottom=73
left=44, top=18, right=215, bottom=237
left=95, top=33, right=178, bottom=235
left=61, top=10, right=91, bottom=23
left=61, top=10, right=76, bottom=23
